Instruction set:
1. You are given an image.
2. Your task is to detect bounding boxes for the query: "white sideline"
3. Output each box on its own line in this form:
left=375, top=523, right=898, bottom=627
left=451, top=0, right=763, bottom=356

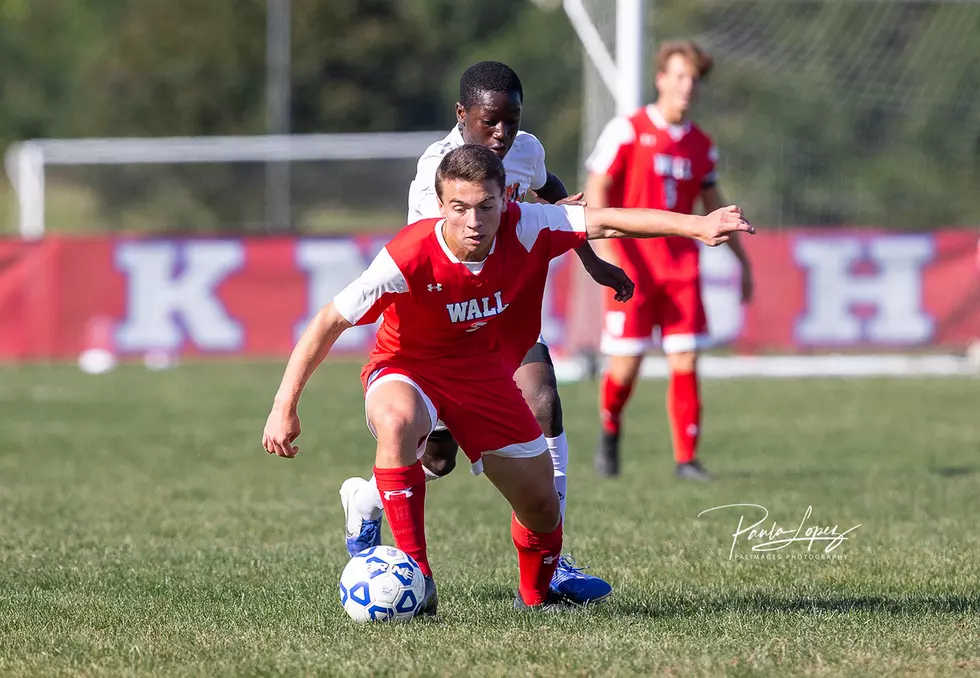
left=552, top=354, right=979, bottom=383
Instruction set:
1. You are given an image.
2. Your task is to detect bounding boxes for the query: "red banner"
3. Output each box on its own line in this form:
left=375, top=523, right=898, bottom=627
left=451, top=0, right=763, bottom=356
left=1, top=231, right=978, bottom=360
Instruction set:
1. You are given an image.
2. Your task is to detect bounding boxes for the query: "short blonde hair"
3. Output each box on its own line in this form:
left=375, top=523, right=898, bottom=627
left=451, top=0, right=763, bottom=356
left=656, top=40, right=713, bottom=79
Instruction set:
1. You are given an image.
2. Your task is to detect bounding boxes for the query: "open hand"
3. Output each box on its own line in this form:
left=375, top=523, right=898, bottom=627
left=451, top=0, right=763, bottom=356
left=697, top=205, right=755, bottom=247
left=262, top=406, right=301, bottom=458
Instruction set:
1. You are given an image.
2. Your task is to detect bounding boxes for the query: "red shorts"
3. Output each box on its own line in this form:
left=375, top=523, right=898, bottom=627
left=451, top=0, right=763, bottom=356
left=496, top=269, right=548, bottom=373
left=601, top=276, right=708, bottom=356
left=360, top=362, right=546, bottom=464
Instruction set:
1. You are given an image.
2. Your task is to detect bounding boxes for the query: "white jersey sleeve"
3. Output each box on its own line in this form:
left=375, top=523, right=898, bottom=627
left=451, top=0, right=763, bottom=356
left=584, top=116, right=635, bottom=175
left=514, top=202, right=587, bottom=252
left=530, top=135, right=548, bottom=191
left=406, top=151, right=446, bottom=222
left=332, top=247, right=408, bottom=325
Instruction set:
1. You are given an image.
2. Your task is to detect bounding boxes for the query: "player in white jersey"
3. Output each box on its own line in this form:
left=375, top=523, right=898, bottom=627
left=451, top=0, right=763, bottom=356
left=408, top=128, right=548, bottom=222
left=340, top=62, right=632, bottom=605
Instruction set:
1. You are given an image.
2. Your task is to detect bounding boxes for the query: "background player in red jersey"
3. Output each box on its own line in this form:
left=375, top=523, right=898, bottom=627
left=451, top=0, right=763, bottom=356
left=584, top=40, right=754, bottom=481
left=262, top=144, right=753, bottom=611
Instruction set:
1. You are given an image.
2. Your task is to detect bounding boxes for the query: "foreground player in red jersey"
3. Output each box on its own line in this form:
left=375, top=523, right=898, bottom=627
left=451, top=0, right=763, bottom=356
left=262, top=144, right=753, bottom=611
left=585, top=40, right=754, bottom=481
left=342, top=62, right=628, bottom=606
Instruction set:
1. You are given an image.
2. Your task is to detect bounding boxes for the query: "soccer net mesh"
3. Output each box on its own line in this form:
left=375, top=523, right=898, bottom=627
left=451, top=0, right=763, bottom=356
left=42, top=157, right=418, bottom=234
left=578, top=0, right=980, bottom=229
left=5, top=133, right=444, bottom=236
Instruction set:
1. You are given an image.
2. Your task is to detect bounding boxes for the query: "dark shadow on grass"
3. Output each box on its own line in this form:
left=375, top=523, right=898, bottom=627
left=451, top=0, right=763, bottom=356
left=929, top=466, right=976, bottom=478
left=611, top=593, right=980, bottom=618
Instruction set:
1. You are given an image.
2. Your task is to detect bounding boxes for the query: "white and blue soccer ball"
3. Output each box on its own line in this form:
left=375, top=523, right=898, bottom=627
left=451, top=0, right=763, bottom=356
left=339, top=545, right=426, bottom=623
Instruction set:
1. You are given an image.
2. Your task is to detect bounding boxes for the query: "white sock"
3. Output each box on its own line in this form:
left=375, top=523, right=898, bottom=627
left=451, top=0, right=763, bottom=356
left=422, top=465, right=441, bottom=482
left=546, top=433, right=569, bottom=522
left=353, top=477, right=385, bottom=531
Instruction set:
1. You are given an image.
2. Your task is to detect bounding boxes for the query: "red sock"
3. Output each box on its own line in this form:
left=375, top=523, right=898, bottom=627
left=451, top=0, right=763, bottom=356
left=511, top=513, right=563, bottom=606
left=600, top=373, right=634, bottom=435
left=374, top=462, right=431, bottom=577
left=668, top=370, right=701, bottom=463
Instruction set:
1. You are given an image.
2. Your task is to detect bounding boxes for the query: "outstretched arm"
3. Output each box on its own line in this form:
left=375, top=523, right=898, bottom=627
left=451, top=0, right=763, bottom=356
left=583, top=204, right=754, bottom=246
left=262, top=246, right=407, bottom=458
left=272, top=303, right=351, bottom=414
left=263, top=303, right=352, bottom=458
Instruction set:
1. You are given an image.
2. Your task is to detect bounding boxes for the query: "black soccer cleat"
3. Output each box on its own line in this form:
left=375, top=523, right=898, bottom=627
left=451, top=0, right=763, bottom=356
left=676, top=460, right=711, bottom=482
left=514, top=590, right=577, bottom=613
left=419, top=576, right=438, bottom=616
left=595, top=430, right=620, bottom=477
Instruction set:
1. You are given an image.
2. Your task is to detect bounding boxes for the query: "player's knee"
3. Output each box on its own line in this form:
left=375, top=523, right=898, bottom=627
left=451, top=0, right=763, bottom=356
left=518, top=490, right=561, bottom=533
left=608, top=354, right=643, bottom=384
left=667, top=350, right=698, bottom=374
left=528, top=384, right=562, bottom=437
left=421, top=433, right=458, bottom=477
left=370, top=400, right=429, bottom=446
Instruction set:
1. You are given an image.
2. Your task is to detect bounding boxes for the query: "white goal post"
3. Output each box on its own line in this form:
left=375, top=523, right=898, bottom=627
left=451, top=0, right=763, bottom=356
left=563, top=0, right=646, bottom=115
left=3, top=131, right=445, bottom=239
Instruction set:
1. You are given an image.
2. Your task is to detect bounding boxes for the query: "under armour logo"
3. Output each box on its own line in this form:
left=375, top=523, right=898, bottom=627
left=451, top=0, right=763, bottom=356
left=427, top=283, right=442, bottom=292
left=640, top=133, right=657, bottom=146
left=543, top=554, right=560, bottom=565
left=383, top=489, right=414, bottom=500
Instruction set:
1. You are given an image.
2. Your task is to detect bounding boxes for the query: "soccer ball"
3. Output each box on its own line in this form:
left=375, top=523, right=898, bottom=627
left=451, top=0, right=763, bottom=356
left=339, top=545, right=426, bottom=623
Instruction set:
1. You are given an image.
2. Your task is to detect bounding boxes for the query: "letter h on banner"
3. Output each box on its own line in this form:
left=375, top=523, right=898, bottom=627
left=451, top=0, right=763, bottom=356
left=794, top=235, right=934, bottom=345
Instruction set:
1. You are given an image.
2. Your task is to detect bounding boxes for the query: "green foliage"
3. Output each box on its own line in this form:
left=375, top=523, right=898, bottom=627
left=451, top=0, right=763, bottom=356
left=0, top=1, right=976, bottom=232
left=0, top=0, right=581, bottom=233
left=654, top=0, right=980, bottom=227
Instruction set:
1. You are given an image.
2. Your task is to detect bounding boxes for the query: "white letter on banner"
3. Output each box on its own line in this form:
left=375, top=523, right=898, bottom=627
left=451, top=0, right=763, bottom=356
left=795, top=235, right=934, bottom=344
left=295, top=240, right=374, bottom=350
left=115, top=241, right=244, bottom=351
left=700, top=244, right=743, bottom=346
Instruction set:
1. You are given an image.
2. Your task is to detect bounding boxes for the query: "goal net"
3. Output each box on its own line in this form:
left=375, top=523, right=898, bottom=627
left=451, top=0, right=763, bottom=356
left=4, top=132, right=445, bottom=238
left=574, top=0, right=980, bottom=229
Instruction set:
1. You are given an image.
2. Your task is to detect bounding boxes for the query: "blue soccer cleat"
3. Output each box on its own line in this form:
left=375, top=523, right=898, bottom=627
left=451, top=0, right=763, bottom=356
left=340, top=477, right=383, bottom=558
left=549, top=555, right=613, bottom=605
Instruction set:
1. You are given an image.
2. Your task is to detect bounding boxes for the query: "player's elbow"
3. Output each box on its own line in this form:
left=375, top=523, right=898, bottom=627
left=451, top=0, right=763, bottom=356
left=584, top=209, right=624, bottom=241
left=586, top=226, right=620, bottom=241
left=314, top=302, right=353, bottom=339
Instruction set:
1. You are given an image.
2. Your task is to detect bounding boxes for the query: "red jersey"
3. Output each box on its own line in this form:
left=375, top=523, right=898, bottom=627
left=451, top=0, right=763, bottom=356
left=586, top=105, right=717, bottom=280
left=332, top=202, right=588, bottom=382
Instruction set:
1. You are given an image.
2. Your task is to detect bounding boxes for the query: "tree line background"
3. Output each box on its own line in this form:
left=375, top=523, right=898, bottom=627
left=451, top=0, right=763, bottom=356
left=1, top=0, right=977, bottom=233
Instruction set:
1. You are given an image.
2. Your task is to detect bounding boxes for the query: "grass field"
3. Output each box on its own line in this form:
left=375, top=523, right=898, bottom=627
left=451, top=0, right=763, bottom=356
left=2, top=362, right=979, bottom=676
